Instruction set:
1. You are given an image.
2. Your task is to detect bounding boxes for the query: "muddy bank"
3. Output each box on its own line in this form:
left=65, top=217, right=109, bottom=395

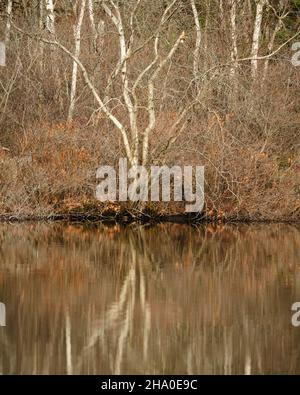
left=0, top=210, right=299, bottom=225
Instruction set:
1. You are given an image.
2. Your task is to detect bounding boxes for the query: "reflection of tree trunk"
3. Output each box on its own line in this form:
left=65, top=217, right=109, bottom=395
left=244, top=317, right=251, bottom=375
left=74, top=228, right=155, bottom=373
left=65, top=313, right=73, bottom=375
left=224, top=328, right=233, bottom=375
left=115, top=306, right=130, bottom=374
left=139, top=263, right=151, bottom=363
left=245, top=352, right=251, bottom=375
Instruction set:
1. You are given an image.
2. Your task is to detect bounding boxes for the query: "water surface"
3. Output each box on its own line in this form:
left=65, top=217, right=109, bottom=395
left=0, top=222, right=300, bottom=374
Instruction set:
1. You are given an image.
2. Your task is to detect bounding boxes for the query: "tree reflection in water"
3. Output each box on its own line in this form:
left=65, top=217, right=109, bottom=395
left=0, top=222, right=300, bottom=374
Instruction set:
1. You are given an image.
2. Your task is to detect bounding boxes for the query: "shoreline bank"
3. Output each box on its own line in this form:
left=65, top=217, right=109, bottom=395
left=1, top=212, right=299, bottom=225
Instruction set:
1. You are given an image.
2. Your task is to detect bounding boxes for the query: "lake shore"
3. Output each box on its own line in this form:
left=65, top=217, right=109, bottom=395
left=1, top=210, right=300, bottom=224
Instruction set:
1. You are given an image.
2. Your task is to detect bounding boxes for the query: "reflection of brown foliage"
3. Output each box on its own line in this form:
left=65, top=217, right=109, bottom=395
left=1, top=223, right=300, bottom=373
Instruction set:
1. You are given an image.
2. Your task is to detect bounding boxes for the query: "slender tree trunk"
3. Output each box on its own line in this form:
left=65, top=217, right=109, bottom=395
left=39, top=1, right=44, bottom=33
left=229, top=0, right=238, bottom=77
left=68, top=0, right=86, bottom=122
left=5, top=0, right=13, bottom=46
left=262, top=0, right=287, bottom=82
left=39, top=0, right=44, bottom=69
left=102, top=2, right=139, bottom=165
left=203, top=0, right=210, bottom=71
left=262, top=20, right=281, bottom=81
left=251, top=0, right=265, bottom=79
left=219, top=0, right=224, bottom=20
left=45, top=0, right=56, bottom=60
left=190, top=0, right=201, bottom=84
left=45, top=0, right=55, bottom=36
left=87, top=0, right=98, bottom=49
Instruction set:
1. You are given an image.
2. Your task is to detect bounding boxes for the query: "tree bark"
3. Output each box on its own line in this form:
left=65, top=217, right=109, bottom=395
left=5, top=0, right=13, bottom=46
left=68, top=0, right=86, bottom=122
left=87, top=0, right=97, bottom=49
left=45, top=0, right=55, bottom=36
left=251, top=0, right=265, bottom=79
left=190, top=0, right=201, bottom=84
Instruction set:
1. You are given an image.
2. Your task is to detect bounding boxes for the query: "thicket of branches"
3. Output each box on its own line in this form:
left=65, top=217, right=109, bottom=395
left=0, top=0, right=300, bottom=220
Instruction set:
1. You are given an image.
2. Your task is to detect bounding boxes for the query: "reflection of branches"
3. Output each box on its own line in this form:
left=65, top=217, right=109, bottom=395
left=75, top=231, right=153, bottom=374
left=2, top=224, right=300, bottom=374
left=114, top=305, right=130, bottom=374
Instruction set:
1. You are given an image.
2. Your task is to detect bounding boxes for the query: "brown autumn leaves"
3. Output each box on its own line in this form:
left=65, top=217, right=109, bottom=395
left=0, top=0, right=300, bottom=221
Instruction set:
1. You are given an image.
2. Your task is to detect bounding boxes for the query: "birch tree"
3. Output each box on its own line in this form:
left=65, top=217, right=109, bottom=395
left=251, top=0, right=265, bottom=79
left=229, top=0, right=238, bottom=77
left=87, top=0, right=98, bottom=50
left=45, top=0, right=55, bottom=36
left=88, top=0, right=186, bottom=167
left=190, top=0, right=201, bottom=85
left=68, top=0, right=86, bottom=122
left=39, top=0, right=44, bottom=68
left=97, top=0, right=196, bottom=166
left=5, top=0, right=13, bottom=46
left=262, top=1, right=288, bottom=81
left=12, top=0, right=216, bottom=168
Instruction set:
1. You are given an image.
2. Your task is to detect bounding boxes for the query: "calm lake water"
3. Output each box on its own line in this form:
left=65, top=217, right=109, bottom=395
left=0, top=222, right=300, bottom=374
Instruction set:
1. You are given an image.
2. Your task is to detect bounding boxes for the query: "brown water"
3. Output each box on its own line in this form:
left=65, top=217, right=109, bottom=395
left=0, top=222, right=300, bottom=374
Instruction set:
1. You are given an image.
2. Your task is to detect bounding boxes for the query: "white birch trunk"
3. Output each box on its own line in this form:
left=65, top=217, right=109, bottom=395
left=251, top=0, right=265, bottom=79
left=102, top=2, right=139, bottom=165
left=45, top=0, right=55, bottom=36
left=68, top=0, right=86, bottom=122
left=190, top=0, right=201, bottom=82
left=39, top=0, right=44, bottom=69
left=87, top=0, right=98, bottom=49
left=142, top=31, right=185, bottom=165
left=219, top=0, right=224, bottom=20
left=13, top=21, right=135, bottom=165
left=5, top=0, right=13, bottom=46
left=39, top=1, right=44, bottom=31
